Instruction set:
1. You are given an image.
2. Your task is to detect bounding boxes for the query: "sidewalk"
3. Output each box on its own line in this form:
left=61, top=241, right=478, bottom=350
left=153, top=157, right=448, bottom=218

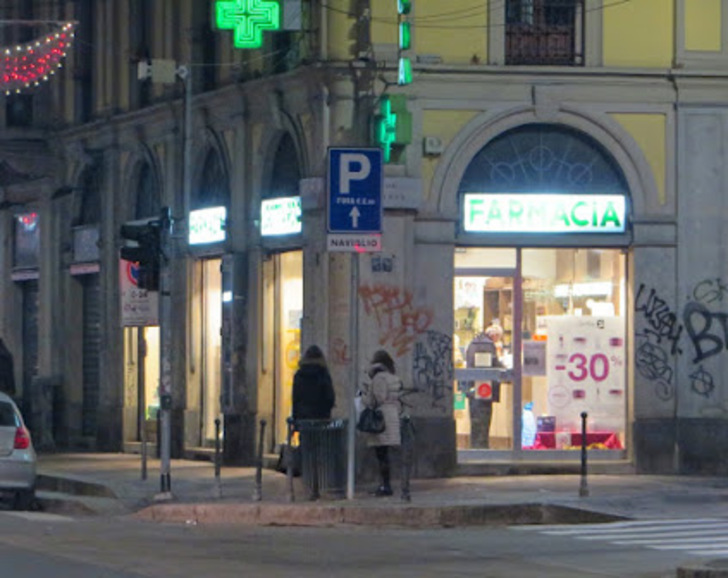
left=35, top=453, right=728, bottom=528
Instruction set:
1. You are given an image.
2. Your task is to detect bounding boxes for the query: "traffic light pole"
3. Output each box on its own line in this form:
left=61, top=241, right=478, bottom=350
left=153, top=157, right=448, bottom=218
left=158, top=207, right=173, bottom=496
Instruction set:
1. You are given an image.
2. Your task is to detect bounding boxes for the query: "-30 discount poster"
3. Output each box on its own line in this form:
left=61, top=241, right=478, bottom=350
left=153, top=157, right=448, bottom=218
left=545, top=316, right=625, bottom=433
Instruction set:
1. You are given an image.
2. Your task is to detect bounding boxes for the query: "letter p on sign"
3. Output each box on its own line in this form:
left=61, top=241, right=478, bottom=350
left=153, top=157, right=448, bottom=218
left=339, top=153, right=371, bottom=194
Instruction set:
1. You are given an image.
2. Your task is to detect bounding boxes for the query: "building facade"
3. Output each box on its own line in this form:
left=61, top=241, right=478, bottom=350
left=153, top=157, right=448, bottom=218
left=0, top=0, right=727, bottom=475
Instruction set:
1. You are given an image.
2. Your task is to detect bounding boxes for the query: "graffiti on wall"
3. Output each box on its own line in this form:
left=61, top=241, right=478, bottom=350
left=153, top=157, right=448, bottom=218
left=358, top=283, right=433, bottom=356
left=411, top=330, right=453, bottom=409
left=634, top=281, right=722, bottom=400
left=330, top=337, right=351, bottom=366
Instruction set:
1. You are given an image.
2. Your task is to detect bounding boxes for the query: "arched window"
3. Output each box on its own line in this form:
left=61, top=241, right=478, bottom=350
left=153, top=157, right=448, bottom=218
left=193, top=149, right=229, bottom=209
left=265, top=133, right=300, bottom=200
left=79, top=165, right=102, bottom=226
left=134, top=163, right=160, bottom=220
left=459, top=124, right=628, bottom=196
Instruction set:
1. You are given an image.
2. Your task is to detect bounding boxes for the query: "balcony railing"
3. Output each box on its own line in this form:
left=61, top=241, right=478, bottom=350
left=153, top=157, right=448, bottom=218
left=506, top=0, right=584, bottom=66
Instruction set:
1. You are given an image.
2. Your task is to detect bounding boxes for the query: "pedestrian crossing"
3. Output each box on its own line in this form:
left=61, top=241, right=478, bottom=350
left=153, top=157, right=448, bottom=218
left=511, top=518, right=728, bottom=557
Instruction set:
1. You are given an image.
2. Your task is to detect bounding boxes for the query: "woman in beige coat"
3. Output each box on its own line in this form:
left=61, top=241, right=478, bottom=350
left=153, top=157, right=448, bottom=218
left=361, top=349, right=403, bottom=496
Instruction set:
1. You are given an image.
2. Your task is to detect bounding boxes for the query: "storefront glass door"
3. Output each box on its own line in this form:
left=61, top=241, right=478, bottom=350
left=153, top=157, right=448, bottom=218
left=455, top=247, right=627, bottom=461
left=261, top=250, right=303, bottom=447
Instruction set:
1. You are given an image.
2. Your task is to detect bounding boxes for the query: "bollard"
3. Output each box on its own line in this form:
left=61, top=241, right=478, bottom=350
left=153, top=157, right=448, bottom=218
left=286, top=417, right=295, bottom=502
left=141, top=416, right=148, bottom=481
left=253, top=419, right=266, bottom=501
left=156, top=409, right=161, bottom=462
left=214, top=418, right=222, bottom=481
left=400, top=415, right=413, bottom=502
left=579, top=411, right=589, bottom=497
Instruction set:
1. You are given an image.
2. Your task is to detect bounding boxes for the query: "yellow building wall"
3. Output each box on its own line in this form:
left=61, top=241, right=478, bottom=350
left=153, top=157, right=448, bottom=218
left=610, top=113, right=667, bottom=205
left=422, top=110, right=482, bottom=203
left=603, top=0, right=673, bottom=68
left=327, top=0, right=358, bottom=60
left=685, top=0, right=722, bottom=52
left=415, top=2, right=488, bottom=65
left=371, top=1, right=399, bottom=47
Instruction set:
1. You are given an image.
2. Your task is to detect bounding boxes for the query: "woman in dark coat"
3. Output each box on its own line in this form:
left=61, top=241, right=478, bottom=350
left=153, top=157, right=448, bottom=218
left=291, top=345, right=335, bottom=500
left=292, top=345, right=335, bottom=420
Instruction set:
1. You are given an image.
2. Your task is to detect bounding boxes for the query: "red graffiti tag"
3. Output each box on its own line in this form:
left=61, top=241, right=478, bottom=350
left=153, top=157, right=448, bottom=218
left=358, top=283, right=433, bottom=356
left=331, top=337, right=351, bottom=365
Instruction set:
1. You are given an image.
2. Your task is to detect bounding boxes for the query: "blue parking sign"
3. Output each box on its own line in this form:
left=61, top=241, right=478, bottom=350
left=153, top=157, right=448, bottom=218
left=328, top=148, right=382, bottom=234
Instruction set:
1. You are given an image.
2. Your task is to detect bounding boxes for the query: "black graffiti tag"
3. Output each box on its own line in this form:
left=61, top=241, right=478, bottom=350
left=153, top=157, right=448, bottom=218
left=635, top=339, right=673, bottom=384
left=412, top=330, right=453, bottom=409
left=689, top=365, right=715, bottom=398
left=683, top=301, right=728, bottom=363
left=635, top=284, right=683, bottom=355
left=693, top=278, right=728, bottom=305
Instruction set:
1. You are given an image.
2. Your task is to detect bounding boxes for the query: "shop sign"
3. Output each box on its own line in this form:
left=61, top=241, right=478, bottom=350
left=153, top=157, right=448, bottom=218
left=462, top=193, right=626, bottom=234
left=261, top=196, right=301, bottom=236
left=189, top=206, right=226, bottom=245
left=119, top=259, right=158, bottom=326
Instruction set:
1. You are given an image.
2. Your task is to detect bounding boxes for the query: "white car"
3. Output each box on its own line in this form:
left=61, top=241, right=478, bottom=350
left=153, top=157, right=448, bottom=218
left=0, top=392, right=36, bottom=509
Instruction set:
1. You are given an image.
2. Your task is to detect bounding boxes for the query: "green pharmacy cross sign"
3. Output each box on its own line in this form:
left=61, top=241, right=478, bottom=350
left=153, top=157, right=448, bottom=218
left=374, top=95, right=412, bottom=163
left=215, top=0, right=281, bottom=49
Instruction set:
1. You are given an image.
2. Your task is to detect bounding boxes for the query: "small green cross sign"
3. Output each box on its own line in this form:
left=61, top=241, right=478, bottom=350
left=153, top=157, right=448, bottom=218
left=377, top=96, right=398, bottom=163
left=215, top=0, right=281, bottom=50
left=374, top=95, right=412, bottom=163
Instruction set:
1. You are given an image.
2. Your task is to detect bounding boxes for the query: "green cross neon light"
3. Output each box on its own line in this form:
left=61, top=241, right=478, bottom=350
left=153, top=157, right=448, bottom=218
left=377, top=96, right=397, bottom=163
left=215, top=0, right=281, bottom=50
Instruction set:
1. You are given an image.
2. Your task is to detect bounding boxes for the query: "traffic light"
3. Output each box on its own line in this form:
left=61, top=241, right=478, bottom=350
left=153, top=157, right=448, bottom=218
left=120, top=221, right=161, bottom=291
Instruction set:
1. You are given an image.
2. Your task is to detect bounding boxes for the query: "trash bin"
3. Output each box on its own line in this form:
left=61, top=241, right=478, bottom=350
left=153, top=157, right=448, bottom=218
left=295, top=419, right=347, bottom=499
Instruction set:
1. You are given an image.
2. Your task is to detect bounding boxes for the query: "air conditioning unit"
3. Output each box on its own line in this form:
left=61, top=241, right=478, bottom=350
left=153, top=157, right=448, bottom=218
left=423, top=136, right=444, bottom=156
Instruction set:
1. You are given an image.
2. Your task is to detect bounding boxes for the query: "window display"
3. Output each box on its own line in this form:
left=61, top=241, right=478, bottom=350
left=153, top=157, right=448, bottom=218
left=454, top=247, right=627, bottom=456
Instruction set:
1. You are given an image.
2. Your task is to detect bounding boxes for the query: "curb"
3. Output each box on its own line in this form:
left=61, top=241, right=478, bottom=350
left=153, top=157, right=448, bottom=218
left=678, top=559, right=728, bottom=577
left=134, top=502, right=626, bottom=528
left=37, top=474, right=118, bottom=499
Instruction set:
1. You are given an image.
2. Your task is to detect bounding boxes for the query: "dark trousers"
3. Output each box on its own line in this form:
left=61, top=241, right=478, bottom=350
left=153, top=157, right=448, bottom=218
left=469, top=399, right=493, bottom=449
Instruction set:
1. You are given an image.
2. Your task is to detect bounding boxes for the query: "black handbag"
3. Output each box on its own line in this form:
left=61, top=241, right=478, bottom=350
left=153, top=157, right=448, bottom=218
left=275, top=444, right=301, bottom=477
left=357, top=405, right=386, bottom=434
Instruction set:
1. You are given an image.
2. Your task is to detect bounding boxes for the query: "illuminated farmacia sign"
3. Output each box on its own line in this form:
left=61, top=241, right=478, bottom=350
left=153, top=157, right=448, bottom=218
left=261, top=196, right=301, bottom=236
left=462, top=193, right=626, bottom=234
left=189, top=207, right=227, bottom=245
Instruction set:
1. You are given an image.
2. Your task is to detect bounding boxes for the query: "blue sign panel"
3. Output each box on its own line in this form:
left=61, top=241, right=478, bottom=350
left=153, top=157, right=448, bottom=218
left=328, top=148, right=383, bottom=233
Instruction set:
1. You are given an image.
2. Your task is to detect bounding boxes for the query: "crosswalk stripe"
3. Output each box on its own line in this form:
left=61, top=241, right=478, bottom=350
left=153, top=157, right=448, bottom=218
left=513, top=518, right=726, bottom=532
left=510, top=518, right=728, bottom=560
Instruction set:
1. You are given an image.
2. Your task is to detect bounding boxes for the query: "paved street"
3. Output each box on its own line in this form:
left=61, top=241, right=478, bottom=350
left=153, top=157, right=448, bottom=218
left=0, top=508, right=709, bottom=577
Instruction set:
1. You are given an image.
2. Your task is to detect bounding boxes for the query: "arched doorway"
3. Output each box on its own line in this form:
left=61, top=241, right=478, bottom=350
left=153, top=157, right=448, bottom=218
left=453, top=124, right=631, bottom=462
left=259, top=132, right=304, bottom=449
left=76, top=164, right=103, bottom=441
left=189, top=146, right=231, bottom=450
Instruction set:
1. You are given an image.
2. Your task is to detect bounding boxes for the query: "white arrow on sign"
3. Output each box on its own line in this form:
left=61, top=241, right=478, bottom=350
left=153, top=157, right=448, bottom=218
left=349, top=206, right=360, bottom=228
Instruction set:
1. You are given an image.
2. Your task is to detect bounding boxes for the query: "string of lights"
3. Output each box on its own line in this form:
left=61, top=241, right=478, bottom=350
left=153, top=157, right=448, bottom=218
left=0, top=20, right=75, bottom=94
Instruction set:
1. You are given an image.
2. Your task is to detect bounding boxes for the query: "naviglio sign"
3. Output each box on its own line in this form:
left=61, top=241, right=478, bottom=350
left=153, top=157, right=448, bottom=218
left=463, top=193, right=626, bottom=234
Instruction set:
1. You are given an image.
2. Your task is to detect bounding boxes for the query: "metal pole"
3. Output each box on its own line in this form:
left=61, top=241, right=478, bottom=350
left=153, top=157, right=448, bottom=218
left=579, top=411, right=589, bottom=497
left=159, top=206, right=174, bottom=496
left=286, top=417, right=295, bottom=502
left=400, top=415, right=412, bottom=502
left=214, top=418, right=221, bottom=480
left=346, top=253, right=359, bottom=500
left=253, top=419, right=266, bottom=501
left=141, top=416, right=148, bottom=481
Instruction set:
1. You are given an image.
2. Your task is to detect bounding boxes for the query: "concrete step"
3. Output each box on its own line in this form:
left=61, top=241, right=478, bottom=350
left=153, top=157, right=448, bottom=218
left=36, top=473, right=117, bottom=499
left=35, top=490, right=130, bottom=517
